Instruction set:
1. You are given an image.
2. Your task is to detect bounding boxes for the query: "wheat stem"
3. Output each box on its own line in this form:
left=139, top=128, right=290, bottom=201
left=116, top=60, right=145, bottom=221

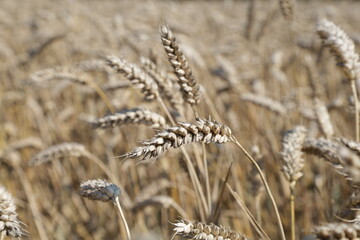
left=202, top=142, right=211, bottom=216
left=115, top=197, right=131, bottom=240
left=231, top=136, right=286, bottom=240
left=87, top=80, right=115, bottom=113
left=351, top=80, right=360, bottom=142
left=156, top=95, right=209, bottom=220
left=290, top=188, right=295, bottom=240
left=14, top=166, right=49, bottom=240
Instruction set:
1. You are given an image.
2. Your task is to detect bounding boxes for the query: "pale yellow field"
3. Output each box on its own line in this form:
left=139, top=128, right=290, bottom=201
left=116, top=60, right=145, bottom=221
left=1, top=0, right=360, bottom=239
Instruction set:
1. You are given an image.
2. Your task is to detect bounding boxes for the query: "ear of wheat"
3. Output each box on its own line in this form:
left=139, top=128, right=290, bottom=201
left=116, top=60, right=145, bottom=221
left=279, top=0, right=295, bottom=20
left=86, top=108, right=167, bottom=129
left=80, top=179, right=120, bottom=202
left=241, top=93, right=287, bottom=115
left=0, top=186, right=23, bottom=238
left=160, top=25, right=203, bottom=106
left=317, top=19, right=360, bottom=83
left=314, top=98, right=334, bottom=139
left=29, top=142, right=88, bottom=165
left=341, top=137, right=360, bottom=156
left=123, top=118, right=232, bottom=161
left=140, top=56, right=184, bottom=114
left=280, top=126, right=307, bottom=189
left=313, top=223, right=360, bottom=240
left=302, top=138, right=341, bottom=165
left=31, top=67, right=89, bottom=85
left=106, top=55, right=159, bottom=100
left=303, top=137, right=360, bottom=187
left=79, top=179, right=131, bottom=240
left=173, top=219, right=249, bottom=240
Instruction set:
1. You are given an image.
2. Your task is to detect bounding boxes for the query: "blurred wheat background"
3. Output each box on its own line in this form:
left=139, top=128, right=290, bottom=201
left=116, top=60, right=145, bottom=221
left=1, top=0, right=360, bottom=239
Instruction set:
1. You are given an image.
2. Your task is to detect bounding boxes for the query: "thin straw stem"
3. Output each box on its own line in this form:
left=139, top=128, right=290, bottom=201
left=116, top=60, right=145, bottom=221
left=88, top=80, right=115, bottom=113
left=14, top=166, right=49, bottom=240
left=115, top=197, right=131, bottom=240
left=202, top=143, right=211, bottom=216
left=156, top=95, right=209, bottom=220
left=290, top=188, right=295, bottom=240
left=83, top=152, right=133, bottom=208
left=1, top=231, right=6, bottom=240
left=231, top=136, right=286, bottom=240
left=351, top=80, right=359, bottom=142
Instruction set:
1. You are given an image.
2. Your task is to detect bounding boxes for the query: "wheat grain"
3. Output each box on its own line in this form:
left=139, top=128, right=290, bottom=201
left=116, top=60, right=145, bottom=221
left=0, top=186, right=22, bottom=238
left=87, top=108, right=167, bottom=129
left=173, top=219, right=249, bottom=240
left=160, top=25, right=203, bottom=106
left=123, top=118, right=232, bottom=161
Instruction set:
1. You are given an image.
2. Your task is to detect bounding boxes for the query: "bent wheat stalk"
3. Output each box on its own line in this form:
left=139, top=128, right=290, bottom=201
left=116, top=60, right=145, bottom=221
left=317, top=19, right=360, bottom=141
left=80, top=179, right=131, bottom=240
left=86, top=108, right=167, bottom=129
left=230, top=136, right=286, bottom=240
left=280, top=126, right=307, bottom=240
left=29, top=143, right=133, bottom=209
left=124, top=118, right=285, bottom=240
left=123, top=118, right=232, bottom=161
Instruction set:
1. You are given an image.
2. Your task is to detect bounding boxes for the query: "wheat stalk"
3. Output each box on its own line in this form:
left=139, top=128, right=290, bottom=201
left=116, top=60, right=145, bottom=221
left=30, top=64, right=115, bottom=113
left=31, top=67, right=88, bottom=84
left=303, top=137, right=360, bottom=187
left=302, top=138, right=342, bottom=164
left=172, top=219, right=249, bottom=240
left=0, top=186, right=23, bottom=238
left=241, top=93, right=287, bottom=115
left=317, top=19, right=360, bottom=83
left=29, top=142, right=88, bottom=165
left=280, top=125, right=307, bottom=240
left=140, top=56, right=184, bottom=114
left=317, top=19, right=360, bottom=142
left=132, top=195, right=188, bottom=219
left=86, top=108, right=167, bottom=129
left=80, top=179, right=131, bottom=240
left=160, top=25, right=204, bottom=106
left=106, top=55, right=159, bottom=101
left=123, top=117, right=232, bottom=161
left=28, top=143, right=133, bottom=208
left=314, top=98, right=334, bottom=139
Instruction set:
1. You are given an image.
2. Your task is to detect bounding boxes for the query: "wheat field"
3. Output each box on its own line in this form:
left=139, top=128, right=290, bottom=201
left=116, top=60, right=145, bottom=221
left=1, top=0, right=360, bottom=239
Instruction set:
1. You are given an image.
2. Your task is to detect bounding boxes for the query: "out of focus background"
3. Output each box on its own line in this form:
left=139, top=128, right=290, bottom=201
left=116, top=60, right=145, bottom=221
left=1, top=0, right=360, bottom=239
